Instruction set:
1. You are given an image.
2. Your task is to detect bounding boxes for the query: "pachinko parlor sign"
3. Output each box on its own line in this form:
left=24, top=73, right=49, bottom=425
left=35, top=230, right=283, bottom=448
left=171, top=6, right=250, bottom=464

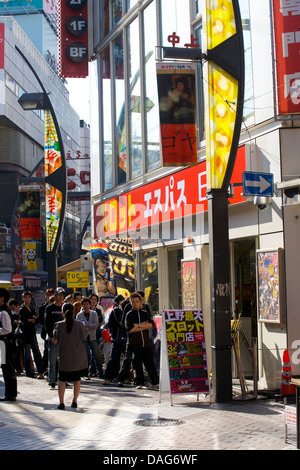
left=94, top=146, right=246, bottom=240
left=164, top=309, right=209, bottom=395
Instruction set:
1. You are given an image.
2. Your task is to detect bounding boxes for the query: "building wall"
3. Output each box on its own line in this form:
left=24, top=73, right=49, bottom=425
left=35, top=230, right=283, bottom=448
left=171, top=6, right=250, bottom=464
left=90, top=0, right=300, bottom=391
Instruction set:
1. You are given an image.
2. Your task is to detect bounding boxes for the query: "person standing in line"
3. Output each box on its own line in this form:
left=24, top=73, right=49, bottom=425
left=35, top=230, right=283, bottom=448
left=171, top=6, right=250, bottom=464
left=76, top=297, right=104, bottom=378
left=0, top=288, right=17, bottom=401
left=125, top=292, right=159, bottom=390
left=45, top=287, right=65, bottom=389
left=89, top=293, right=104, bottom=377
left=103, top=294, right=126, bottom=386
left=53, top=303, right=88, bottom=409
left=38, top=288, right=55, bottom=377
left=8, top=298, right=23, bottom=375
left=19, top=291, right=44, bottom=379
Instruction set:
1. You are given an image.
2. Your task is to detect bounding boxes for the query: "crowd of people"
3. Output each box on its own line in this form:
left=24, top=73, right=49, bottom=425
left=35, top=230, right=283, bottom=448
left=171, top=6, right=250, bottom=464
left=0, top=286, right=159, bottom=409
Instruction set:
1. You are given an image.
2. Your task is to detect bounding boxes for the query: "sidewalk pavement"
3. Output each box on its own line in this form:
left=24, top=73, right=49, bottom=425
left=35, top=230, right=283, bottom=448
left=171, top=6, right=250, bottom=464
left=0, top=371, right=296, bottom=452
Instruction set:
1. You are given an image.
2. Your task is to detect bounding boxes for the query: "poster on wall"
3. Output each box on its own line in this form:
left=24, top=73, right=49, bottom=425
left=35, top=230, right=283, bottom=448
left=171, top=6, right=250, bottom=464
left=18, top=185, right=42, bottom=240
left=24, top=242, right=37, bottom=271
left=181, top=258, right=200, bottom=310
left=256, top=248, right=284, bottom=324
left=156, top=62, right=197, bottom=167
left=90, top=239, right=135, bottom=300
left=163, top=310, right=209, bottom=395
left=272, top=0, right=300, bottom=115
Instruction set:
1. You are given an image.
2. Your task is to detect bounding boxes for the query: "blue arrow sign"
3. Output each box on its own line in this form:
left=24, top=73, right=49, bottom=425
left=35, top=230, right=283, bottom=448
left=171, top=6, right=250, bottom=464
left=242, top=171, right=274, bottom=197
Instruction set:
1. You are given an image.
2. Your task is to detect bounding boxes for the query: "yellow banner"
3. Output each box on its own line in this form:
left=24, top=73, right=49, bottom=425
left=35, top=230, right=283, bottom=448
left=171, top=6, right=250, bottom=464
left=67, top=271, right=89, bottom=288
left=25, top=242, right=37, bottom=271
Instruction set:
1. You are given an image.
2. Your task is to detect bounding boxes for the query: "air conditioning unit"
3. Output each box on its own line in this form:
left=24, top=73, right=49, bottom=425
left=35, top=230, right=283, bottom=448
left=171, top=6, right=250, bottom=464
left=0, top=245, right=5, bottom=252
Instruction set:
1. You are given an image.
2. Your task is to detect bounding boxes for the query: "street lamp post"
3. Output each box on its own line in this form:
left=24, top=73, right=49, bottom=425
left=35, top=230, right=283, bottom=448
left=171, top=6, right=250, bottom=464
left=16, top=46, right=67, bottom=289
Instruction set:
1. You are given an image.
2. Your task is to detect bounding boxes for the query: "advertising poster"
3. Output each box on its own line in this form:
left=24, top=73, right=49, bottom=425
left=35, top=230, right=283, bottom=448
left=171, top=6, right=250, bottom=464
left=91, top=239, right=135, bottom=299
left=156, top=62, right=197, bottom=167
left=24, top=242, right=37, bottom=271
left=19, top=185, right=42, bottom=240
left=44, top=110, right=63, bottom=252
left=257, top=248, right=284, bottom=323
left=181, top=259, right=200, bottom=310
left=164, top=310, right=209, bottom=395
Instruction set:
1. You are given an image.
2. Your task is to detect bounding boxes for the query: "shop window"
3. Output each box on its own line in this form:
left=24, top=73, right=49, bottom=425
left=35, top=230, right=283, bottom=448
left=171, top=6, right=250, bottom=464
left=144, top=1, right=161, bottom=172
left=140, top=250, right=159, bottom=315
left=161, top=0, right=191, bottom=48
left=168, top=248, right=183, bottom=310
left=128, top=18, right=143, bottom=179
left=102, top=46, right=113, bottom=191
left=233, top=239, right=257, bottom=338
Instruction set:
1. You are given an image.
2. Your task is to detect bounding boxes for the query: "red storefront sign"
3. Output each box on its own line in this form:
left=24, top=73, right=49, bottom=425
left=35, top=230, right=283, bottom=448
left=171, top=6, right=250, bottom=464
left=94, top=146, right=246, bottom=239
left=273, top=0, right=300, bottom=115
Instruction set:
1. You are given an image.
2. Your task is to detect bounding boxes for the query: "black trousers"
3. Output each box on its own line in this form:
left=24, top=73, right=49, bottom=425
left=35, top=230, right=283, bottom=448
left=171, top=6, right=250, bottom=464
left=132, top=345, right=159, bottom=386
left=1, top=339, right=17, bottom=398
left=105, top=340, right=126, bottom=381
left=117, top=343, right=133, bottom=382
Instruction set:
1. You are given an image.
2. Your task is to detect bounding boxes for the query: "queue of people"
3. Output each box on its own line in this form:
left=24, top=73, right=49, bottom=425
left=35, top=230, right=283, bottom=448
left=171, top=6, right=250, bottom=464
left=0, top=286, right=159, bottom=409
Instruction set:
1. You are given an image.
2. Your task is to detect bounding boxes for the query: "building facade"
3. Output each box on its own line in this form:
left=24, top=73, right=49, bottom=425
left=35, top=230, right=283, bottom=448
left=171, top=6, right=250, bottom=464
left=0, top=12, right=88, bottom=301
left=90, top=0, right=300, bottom=391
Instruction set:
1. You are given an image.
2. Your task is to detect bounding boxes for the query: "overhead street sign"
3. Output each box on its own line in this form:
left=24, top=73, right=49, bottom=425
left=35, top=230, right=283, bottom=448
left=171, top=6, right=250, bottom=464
left=242, top=171, right=274, bottom=197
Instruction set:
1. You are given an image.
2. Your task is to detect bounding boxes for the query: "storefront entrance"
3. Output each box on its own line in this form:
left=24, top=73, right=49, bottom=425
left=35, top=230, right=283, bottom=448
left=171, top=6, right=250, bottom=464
left=232, top=238, right=257, bottom=378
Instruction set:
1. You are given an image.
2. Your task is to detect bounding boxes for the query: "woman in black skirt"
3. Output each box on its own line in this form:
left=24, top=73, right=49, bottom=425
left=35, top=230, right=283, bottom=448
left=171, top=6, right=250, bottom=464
left=53, top=303, right=88, bottom=409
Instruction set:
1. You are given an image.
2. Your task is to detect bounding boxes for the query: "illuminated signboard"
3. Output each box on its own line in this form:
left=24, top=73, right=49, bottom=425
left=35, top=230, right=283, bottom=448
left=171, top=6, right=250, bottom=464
left=203, top=0, right=244, bottom=191
left=93, top=145, right=246, bottom=240
left=44, top=110, right=63, bottom=252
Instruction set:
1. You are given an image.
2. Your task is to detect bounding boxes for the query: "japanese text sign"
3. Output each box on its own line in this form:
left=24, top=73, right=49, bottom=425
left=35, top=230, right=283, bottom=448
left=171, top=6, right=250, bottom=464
left=157, top=62, right=197, bottom=166
left=93, top=145, right=246, bottom=239
left=164, top=310, right=209, bottom=395
left=273, top=0, right=300, bottom=114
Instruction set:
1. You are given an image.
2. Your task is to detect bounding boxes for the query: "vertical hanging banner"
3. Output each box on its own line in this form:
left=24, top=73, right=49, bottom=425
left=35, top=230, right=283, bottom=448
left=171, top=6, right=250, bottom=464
left=44, top=110, right=63, bottom=252
left=157, top=62, right=197, bottom=166
left=163, top=310, right=209, bottom=395
left=24, top=242, right=37, bottom=271
left=18, top=185, right=42, bottom=240
left=203, top=0, right=244, bottom=190
left=90, top=239, right=135, bottom=299
left=58, top=0, right=89, bottom=78
left=272, top=0, right=300, bottom=115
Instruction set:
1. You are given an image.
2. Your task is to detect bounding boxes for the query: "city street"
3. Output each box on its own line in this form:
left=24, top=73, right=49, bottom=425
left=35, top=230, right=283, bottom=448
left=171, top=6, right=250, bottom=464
left=0, top=370, right=295, bottom=452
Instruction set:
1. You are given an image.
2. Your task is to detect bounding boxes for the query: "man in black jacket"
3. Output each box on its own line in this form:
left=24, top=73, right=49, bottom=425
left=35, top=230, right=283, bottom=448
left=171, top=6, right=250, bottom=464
left=19, top=291, right=43, bottom=378
left=125, top=292, right=159, bottom=389
left=45, top=287, right=64, bottom=388
left=103, top=294, right=126, bottom=385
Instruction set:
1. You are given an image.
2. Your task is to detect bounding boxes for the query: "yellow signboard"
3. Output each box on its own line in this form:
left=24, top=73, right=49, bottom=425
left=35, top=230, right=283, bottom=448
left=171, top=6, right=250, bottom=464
left=67, top=271, right=89, bottom=288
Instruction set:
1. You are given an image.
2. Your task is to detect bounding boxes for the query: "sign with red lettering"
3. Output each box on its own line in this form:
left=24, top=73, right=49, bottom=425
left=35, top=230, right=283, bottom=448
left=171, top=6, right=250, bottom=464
left=157, top=62, right=197, bottom=166
left=94, top=146, right=246, bottom=239
left=273, top=0, right=300, bottom=114
left=58, top=0, right=88, bottom=78
left=164, top=310, right=209, bottom=395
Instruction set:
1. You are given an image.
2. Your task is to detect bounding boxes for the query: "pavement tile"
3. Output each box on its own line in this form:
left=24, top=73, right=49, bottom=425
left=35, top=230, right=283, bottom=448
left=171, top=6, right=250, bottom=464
left=0, top=372, right=296, bottom=451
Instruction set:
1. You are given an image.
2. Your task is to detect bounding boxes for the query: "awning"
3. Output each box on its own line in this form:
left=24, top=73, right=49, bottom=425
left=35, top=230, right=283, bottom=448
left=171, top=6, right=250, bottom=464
left=57, top=259, right=81, bottom=273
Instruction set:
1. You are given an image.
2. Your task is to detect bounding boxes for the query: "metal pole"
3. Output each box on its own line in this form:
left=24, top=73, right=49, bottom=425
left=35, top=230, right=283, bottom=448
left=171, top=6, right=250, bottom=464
left=15, top=46, right=67, bottom=289
left=208, top=189, right=232, bottom=402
